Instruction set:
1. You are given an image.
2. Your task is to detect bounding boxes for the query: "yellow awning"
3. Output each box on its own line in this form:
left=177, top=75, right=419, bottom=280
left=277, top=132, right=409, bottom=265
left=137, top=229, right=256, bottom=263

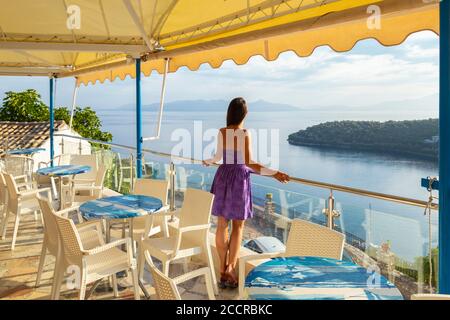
left=0, top=0, right=439, bottom=85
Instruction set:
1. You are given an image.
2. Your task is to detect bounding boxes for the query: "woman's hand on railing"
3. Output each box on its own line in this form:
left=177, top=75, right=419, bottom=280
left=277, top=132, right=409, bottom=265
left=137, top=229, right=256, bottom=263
left=274, top=170, right=290, bottom=184
left=202, top=159, right=213, bottom=167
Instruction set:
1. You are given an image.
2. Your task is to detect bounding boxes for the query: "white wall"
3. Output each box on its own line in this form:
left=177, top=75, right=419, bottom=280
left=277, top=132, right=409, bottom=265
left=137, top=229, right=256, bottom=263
left=32, top=128, right=91, bottom=170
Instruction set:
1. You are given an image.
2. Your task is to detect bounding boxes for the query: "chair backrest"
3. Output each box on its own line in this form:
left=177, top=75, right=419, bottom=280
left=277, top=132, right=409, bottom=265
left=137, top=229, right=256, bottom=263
left=69, top=154, right=98, bottom=180
left=164, top=164, right=187, bottom=190
left=149, top=263, right=181, bottom=300
left=133, top=178, right=169, bottom=205
left=0, top=172, right=7, bottom=205
left=3, top=173, right=19, bottom=213
left=53, top=211, right=84, bottom=262
left=285, top=219, right=345, bottom=260
left=93, top=165, right=107, bottom=197
left=36, top=194, right=60, bottom=256
left=179, top=188, right=214, bottom=229
left=4, top=155, right=32, bottom=177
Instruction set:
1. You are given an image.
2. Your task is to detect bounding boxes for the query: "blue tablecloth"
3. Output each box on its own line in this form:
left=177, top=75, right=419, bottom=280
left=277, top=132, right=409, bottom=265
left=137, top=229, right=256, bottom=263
left=80, top=195, right=163, bottom=220
left=245, top=256, right=403, bottom=300
left=7, top=148, right=45, bottom=155
left=36, top=164, right=91, bottom=177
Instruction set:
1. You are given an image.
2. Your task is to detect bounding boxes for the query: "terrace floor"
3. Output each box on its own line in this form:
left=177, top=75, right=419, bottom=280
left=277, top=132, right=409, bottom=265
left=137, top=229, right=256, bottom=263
left=0, top=200, right=239, bottom=300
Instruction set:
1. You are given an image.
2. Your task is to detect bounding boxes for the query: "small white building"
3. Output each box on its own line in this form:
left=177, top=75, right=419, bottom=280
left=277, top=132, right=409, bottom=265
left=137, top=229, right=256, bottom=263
left=0, top=121, right=91, bottom=170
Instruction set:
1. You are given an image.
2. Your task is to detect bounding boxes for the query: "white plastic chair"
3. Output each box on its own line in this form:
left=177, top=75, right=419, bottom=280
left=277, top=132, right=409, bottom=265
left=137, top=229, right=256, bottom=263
left=71, top=165, right=107, bottom=203
left=131, top=178, right=170, bottom=279
left=35, top=195, right=105, bottom=299
left=4, top=155, right=34, bottom=180
left=53, top=154, right=98, bottom=208
left=148, top=259, right=215, bottom=300
left=1, top=172, right=34, bottom=228
left=238, top=218, right=345, bottom=297
left=52, top=212, right=140, bottom=300
left=140, top=188, right=218, bottom=295
left=69, top=154, right=98, bottom=185
left=0, top=172, right=7, bottom=227
left=1, top=173, right=51, bottom=250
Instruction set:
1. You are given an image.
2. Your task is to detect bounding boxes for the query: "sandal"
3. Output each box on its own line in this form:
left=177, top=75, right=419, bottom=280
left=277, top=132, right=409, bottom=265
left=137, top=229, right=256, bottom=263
left=224, top=269, right=238, bottom=289
left=218, top=272, right=228, bottom=289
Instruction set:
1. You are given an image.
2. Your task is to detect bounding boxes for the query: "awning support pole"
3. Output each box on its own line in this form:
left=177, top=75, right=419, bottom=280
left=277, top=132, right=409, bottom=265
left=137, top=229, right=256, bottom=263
left=136, top=58, right=143, bottom=179
left=49, top=77, right=55, bottom=167
left=439, top=0, right=450, bottom=294
left=69, top=79, right=79, bottom=130
left=143, top=58, right=170, bottom=142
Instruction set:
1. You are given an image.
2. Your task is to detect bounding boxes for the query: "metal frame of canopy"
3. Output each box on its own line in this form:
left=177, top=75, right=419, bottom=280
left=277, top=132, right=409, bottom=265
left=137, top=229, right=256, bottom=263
left=0, top=0, right=449, bottom=295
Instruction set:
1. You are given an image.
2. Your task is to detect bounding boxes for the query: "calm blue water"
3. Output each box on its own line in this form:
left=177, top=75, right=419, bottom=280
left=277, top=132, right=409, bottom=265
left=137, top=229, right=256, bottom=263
left=99, top=109, right=439, bottom=262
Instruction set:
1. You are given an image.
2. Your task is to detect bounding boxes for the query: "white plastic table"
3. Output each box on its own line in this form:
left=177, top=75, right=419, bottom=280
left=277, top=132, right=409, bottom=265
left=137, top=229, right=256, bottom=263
left=79, top=194, right=164, bottom=298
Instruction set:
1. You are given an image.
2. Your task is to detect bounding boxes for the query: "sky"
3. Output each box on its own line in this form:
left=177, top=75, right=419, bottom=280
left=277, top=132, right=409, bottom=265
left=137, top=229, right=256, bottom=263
left=0, top=30, right=439, bottom=112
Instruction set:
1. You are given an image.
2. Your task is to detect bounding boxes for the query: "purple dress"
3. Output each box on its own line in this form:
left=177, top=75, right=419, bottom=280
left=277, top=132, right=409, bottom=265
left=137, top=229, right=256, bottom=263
left=210, top=149, right=253, bottom=220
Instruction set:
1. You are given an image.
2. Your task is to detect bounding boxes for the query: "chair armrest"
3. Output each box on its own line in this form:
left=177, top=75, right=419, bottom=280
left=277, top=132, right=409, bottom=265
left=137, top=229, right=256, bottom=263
left=73, top=178, right=96, bottom=184
left=73, top=185, right=103, bottom=191
left=178, top=224, right=210, bottom=234
left=172, top=267, right=209, bottom=285
left=57, top=204, right=81, bottom=216
left=14, top=174, right=28, bottom=181
left=19, top=187, right=51, bottom=199
left=238, top=252, right=284, bottom=298
left=38, top=161, right=51, bottom=169
left=16, top=182, right=33, bottom=190
left=172, top=267, right=216, bottom=300
left=76, top=220, right=104, bottom=243
left=152, top=207, right=180, bottom=217
left=171, top=224, right=211, bottom=257
left=84, top=238, right=130, bottom=256
left=76, top=219, right=102, bottom=231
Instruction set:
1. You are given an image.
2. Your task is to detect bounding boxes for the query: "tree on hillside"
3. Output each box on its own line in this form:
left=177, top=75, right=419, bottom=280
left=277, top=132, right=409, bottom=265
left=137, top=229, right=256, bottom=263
left=0, top=89, right=49, bottom=122
left=54, top=106, right=112, bottom=148
left=0, top=89, right=112, bottom=148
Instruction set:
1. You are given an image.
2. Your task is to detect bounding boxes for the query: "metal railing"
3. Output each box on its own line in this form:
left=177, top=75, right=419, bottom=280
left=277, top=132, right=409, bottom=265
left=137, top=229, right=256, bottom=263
left=53, top=133, right=438, bottom=230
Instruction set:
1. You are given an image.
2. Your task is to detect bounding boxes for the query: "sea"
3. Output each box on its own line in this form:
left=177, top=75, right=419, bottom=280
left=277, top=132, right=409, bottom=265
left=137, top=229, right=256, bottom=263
left=98, top=108, right=439, bottom=263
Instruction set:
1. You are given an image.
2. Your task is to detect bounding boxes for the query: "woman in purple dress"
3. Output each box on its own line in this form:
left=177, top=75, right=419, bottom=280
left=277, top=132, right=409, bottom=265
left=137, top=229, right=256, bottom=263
left=203, top=97, right=289, bottom=288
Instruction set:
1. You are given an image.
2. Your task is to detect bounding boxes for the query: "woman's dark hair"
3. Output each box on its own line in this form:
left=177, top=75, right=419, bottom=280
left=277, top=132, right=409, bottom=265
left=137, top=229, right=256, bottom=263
left=226, top=97, right=248, bottom=126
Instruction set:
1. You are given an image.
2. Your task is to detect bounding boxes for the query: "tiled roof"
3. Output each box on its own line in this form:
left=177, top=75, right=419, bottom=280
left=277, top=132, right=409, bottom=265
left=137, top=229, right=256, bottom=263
left=0, top=121, right=67, bottom=152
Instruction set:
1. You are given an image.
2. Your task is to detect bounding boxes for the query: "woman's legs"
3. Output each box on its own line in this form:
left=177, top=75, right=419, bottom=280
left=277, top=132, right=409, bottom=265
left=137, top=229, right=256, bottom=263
left=225, top=219, right=245, bottom=282
left=215, top=216, right=230, bottom=275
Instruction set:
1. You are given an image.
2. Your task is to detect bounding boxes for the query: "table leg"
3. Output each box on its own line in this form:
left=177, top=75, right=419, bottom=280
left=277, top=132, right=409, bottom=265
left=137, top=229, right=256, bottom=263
left=58, top=177, right=63, bottom=210
left=85, top=279, right=103, bottom=299
left=50, top=177, right=58, bottom=199
left=106, top=219, right=111, bottom=243
left=129, top=219, right=151, bottom=299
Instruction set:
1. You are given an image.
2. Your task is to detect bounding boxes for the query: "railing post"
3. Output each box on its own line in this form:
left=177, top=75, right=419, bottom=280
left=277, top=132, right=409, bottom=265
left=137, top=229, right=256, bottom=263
left=323, top=190, right=340, bottom=229
left=439, top=0, right=450, bottom=294
left=130, top=153, right=135, bottom=191
left=135, top=57, right=143, bottom=179
left=169, top=162, right=176, bottom=221
left=49, top=77, right=54, bottom=167
left=61, top=137, right=65, bottom=155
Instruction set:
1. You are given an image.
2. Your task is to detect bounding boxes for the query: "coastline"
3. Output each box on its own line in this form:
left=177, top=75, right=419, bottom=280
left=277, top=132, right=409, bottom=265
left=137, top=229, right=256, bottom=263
left=287, top=140, right=438, bottom=162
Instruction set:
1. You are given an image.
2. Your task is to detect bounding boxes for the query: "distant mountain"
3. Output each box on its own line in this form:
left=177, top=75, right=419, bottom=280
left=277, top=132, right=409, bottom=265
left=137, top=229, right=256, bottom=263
left=105, top=94, right=438, bottom=117
left=115, top=99, right=301, bottom=112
